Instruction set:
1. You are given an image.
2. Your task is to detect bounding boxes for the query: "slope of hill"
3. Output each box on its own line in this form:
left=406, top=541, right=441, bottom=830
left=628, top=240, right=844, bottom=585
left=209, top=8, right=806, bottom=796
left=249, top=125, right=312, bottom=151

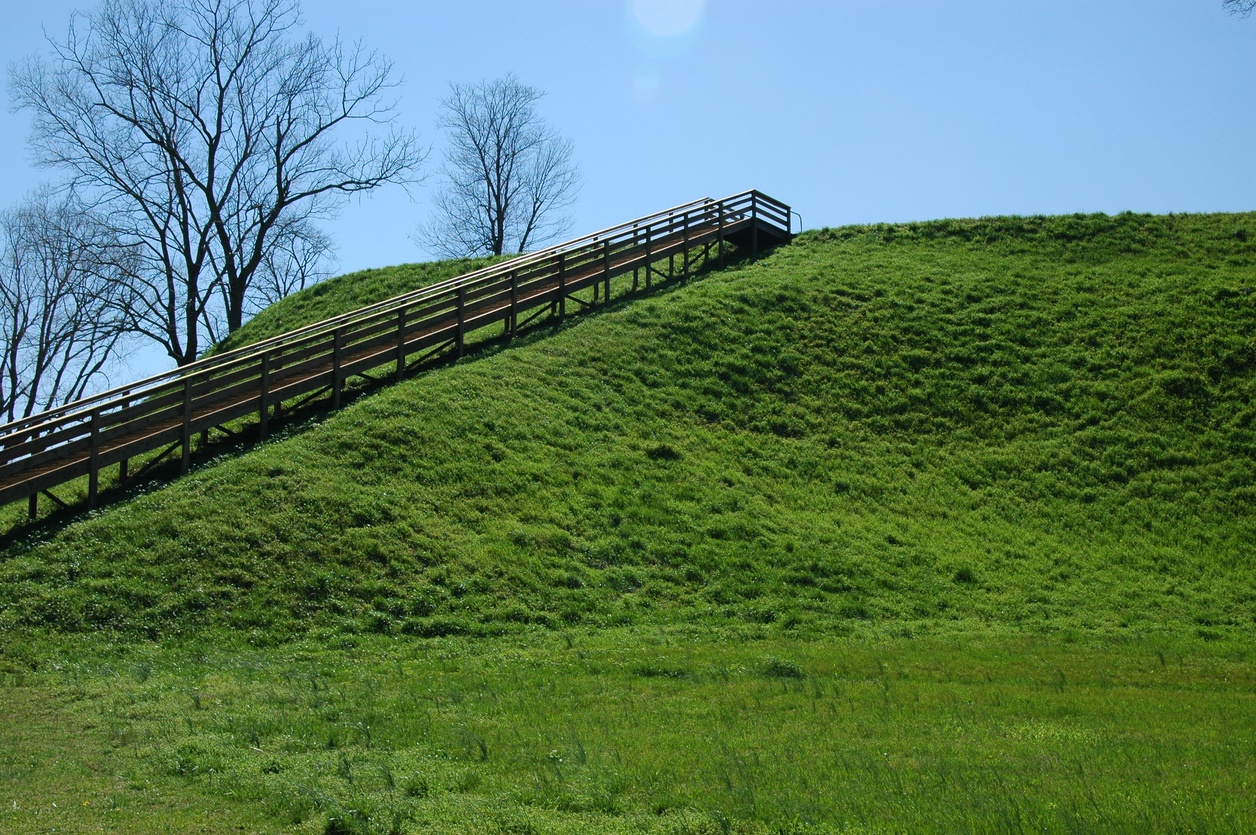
left=3, top=211, right=1253, bottom=643
left=1, top=211, right=1254, bottom=833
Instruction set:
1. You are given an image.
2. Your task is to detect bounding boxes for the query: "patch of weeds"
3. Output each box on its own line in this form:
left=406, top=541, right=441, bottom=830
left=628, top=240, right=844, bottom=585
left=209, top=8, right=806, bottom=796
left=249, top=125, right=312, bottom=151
left=646, top=443, right=682, bottom=461
left=451, top=767, right=482, bottom=793
left=761, top=656, right=805, bottom=679
left=402, top=774, right=430, bottom=798
left=632, top=662, right=690, bottom=679
left=953, top=566, right=978, bottom=585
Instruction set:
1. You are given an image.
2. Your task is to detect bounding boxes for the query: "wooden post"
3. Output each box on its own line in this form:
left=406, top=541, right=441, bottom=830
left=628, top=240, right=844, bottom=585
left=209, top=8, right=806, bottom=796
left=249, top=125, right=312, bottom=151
left=88, top=409, right=100, bottom=509
left=557, top=252, right=566, bottom=318
left=603, top=239, right=611, bottom=304
left=717, top=200, right=726, bottom=268
left=751, top=192, right=760, bottom=258
left=671, top=210, right=679, bottom=277
left=682, top=210, right=690, bottom=281
left=644, top=225, right=652, bottom=291
left=631, top=222, right=639, bottom=291
left=456, top=286, right=466, bottom=358
left=25, top=424, right=40, bottom=518
left=509, top=270, right=519, bottom=338
left=331, top=328, right=343, bottom=409
left=503, top=274, right=512, bottom=335
left=181, top=376, right=193, bottom=473
left=259, top=353, right=270, bottom=440
left=119, top=398, right=130, bottom=482
left=396, top=306, right=407, bottom=381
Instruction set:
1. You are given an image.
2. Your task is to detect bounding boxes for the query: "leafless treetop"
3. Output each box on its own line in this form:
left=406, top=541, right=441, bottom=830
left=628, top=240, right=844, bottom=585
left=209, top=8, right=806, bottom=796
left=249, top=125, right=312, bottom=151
left=11, top=0, right=425, bottom=365
left=420, top=74, right=579, bottom=258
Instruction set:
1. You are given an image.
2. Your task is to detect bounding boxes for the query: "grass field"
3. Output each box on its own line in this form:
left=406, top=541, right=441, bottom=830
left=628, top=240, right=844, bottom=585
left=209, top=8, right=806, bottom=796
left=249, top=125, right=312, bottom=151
left=1, top=211, right=1254, bottom=832
left=5, top=630, right=1255, bottom=834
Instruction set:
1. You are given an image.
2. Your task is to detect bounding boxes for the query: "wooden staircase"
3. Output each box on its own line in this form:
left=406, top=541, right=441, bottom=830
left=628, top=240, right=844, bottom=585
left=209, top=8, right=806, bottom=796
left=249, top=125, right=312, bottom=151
left=0, top=190, right=791, bottom=519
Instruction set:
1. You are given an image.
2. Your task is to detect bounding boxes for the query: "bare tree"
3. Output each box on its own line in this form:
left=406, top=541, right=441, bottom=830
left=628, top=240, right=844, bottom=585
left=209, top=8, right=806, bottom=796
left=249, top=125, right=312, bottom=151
left=0, top=190, right=133, bottom=423
left=1225, top=1, right=1256, bottom=17
left=11, top=0, right=424, bottom=366
left=239, top=218, right=334, bottom=313
left=419, top=74, right=579, bottom=257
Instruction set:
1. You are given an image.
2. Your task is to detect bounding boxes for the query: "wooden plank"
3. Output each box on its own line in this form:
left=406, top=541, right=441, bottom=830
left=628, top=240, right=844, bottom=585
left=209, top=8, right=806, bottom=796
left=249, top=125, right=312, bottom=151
left=0, top=459, right=92, bottom=509
left=0, top=431, right=97, bottom=486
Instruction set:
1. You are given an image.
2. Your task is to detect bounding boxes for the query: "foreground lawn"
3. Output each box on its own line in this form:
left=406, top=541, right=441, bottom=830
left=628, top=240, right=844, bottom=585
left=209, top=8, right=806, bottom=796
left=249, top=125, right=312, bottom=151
left=3, top=630, right=1253, bottom=834
left=0, top=683, right=281, bottom=833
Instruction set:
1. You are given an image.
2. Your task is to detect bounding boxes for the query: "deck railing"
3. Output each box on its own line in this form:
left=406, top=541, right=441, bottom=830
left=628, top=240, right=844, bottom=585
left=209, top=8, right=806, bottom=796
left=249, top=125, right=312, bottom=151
left=0, top=190, right=791, bottom=515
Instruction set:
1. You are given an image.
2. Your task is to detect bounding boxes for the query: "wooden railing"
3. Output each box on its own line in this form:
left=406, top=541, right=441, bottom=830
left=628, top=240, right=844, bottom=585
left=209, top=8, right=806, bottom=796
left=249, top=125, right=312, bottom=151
left=0, top=190, right=791, bottom=517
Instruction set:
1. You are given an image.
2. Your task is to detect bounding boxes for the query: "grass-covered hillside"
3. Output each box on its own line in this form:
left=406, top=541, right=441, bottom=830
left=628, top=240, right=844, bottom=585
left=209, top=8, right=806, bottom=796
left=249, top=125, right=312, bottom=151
left=4, top=212, right=1253, bottom=643
left=1, top=212, right=1254, bottom=834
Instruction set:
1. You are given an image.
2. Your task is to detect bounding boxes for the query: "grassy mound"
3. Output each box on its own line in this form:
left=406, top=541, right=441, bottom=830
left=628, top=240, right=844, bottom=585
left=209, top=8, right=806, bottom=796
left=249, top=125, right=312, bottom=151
left=2, top=211, right=1253, bottom=646
left=3, top=210, right=1255, bottom=834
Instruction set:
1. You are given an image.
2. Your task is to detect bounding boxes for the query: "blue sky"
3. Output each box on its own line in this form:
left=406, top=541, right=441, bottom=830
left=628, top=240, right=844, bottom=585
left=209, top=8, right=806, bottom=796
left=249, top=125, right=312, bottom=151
left=3, top=0, right=1255, bottom=280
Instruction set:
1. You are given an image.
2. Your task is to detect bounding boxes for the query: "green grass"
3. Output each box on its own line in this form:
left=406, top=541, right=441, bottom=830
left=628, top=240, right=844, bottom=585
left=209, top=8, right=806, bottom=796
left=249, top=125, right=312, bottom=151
left=7, top=630, right=1255, bottom=834
left=1, top=210, right=1255, bottom=832
left=0, top=680, right=282, bottom=833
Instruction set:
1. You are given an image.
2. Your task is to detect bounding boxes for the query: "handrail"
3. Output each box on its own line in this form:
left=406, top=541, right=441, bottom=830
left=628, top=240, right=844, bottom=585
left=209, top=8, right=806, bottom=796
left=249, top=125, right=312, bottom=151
left=0, top=195, right=725, bottom=436
left=0, top=193, right=771, bottom=440
left=0, top=190, right=791, bottom=515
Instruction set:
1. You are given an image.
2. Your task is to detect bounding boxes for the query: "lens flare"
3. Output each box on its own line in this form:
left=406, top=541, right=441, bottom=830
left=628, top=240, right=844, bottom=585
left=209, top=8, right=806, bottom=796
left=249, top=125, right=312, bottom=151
left=629, top=0, right=704, bottom=39
left=633, top=68, right=662, bottom=103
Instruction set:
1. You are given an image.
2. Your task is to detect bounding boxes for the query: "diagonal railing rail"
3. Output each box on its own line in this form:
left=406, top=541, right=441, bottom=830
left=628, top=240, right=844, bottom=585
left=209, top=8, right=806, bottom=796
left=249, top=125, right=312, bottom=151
left=0, top=189, right=791, bottom=517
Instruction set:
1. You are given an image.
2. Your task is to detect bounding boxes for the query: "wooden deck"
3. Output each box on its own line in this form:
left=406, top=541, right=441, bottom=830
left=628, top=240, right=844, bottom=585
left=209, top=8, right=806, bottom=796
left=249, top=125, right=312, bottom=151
left=0, top=190, right=791, bottom=518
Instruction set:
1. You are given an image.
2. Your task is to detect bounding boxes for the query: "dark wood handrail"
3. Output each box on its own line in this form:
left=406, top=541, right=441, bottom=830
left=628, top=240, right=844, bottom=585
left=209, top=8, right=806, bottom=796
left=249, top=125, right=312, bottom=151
left=0, top=194, right=726, bottom=436
left=0, top=190, right=791, bottom=515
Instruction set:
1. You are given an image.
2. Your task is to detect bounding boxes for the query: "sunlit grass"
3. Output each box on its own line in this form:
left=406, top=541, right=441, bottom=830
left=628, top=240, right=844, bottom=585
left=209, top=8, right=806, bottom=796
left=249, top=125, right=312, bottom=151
left=10, top=630, right=1254, bottom=834
left=1, top=210, right=1255, bottom=832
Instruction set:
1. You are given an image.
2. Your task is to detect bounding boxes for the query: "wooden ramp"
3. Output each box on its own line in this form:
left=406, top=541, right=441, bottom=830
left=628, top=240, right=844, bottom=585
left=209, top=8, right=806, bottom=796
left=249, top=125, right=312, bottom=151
left=0, top=190, right=791, bottom=519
